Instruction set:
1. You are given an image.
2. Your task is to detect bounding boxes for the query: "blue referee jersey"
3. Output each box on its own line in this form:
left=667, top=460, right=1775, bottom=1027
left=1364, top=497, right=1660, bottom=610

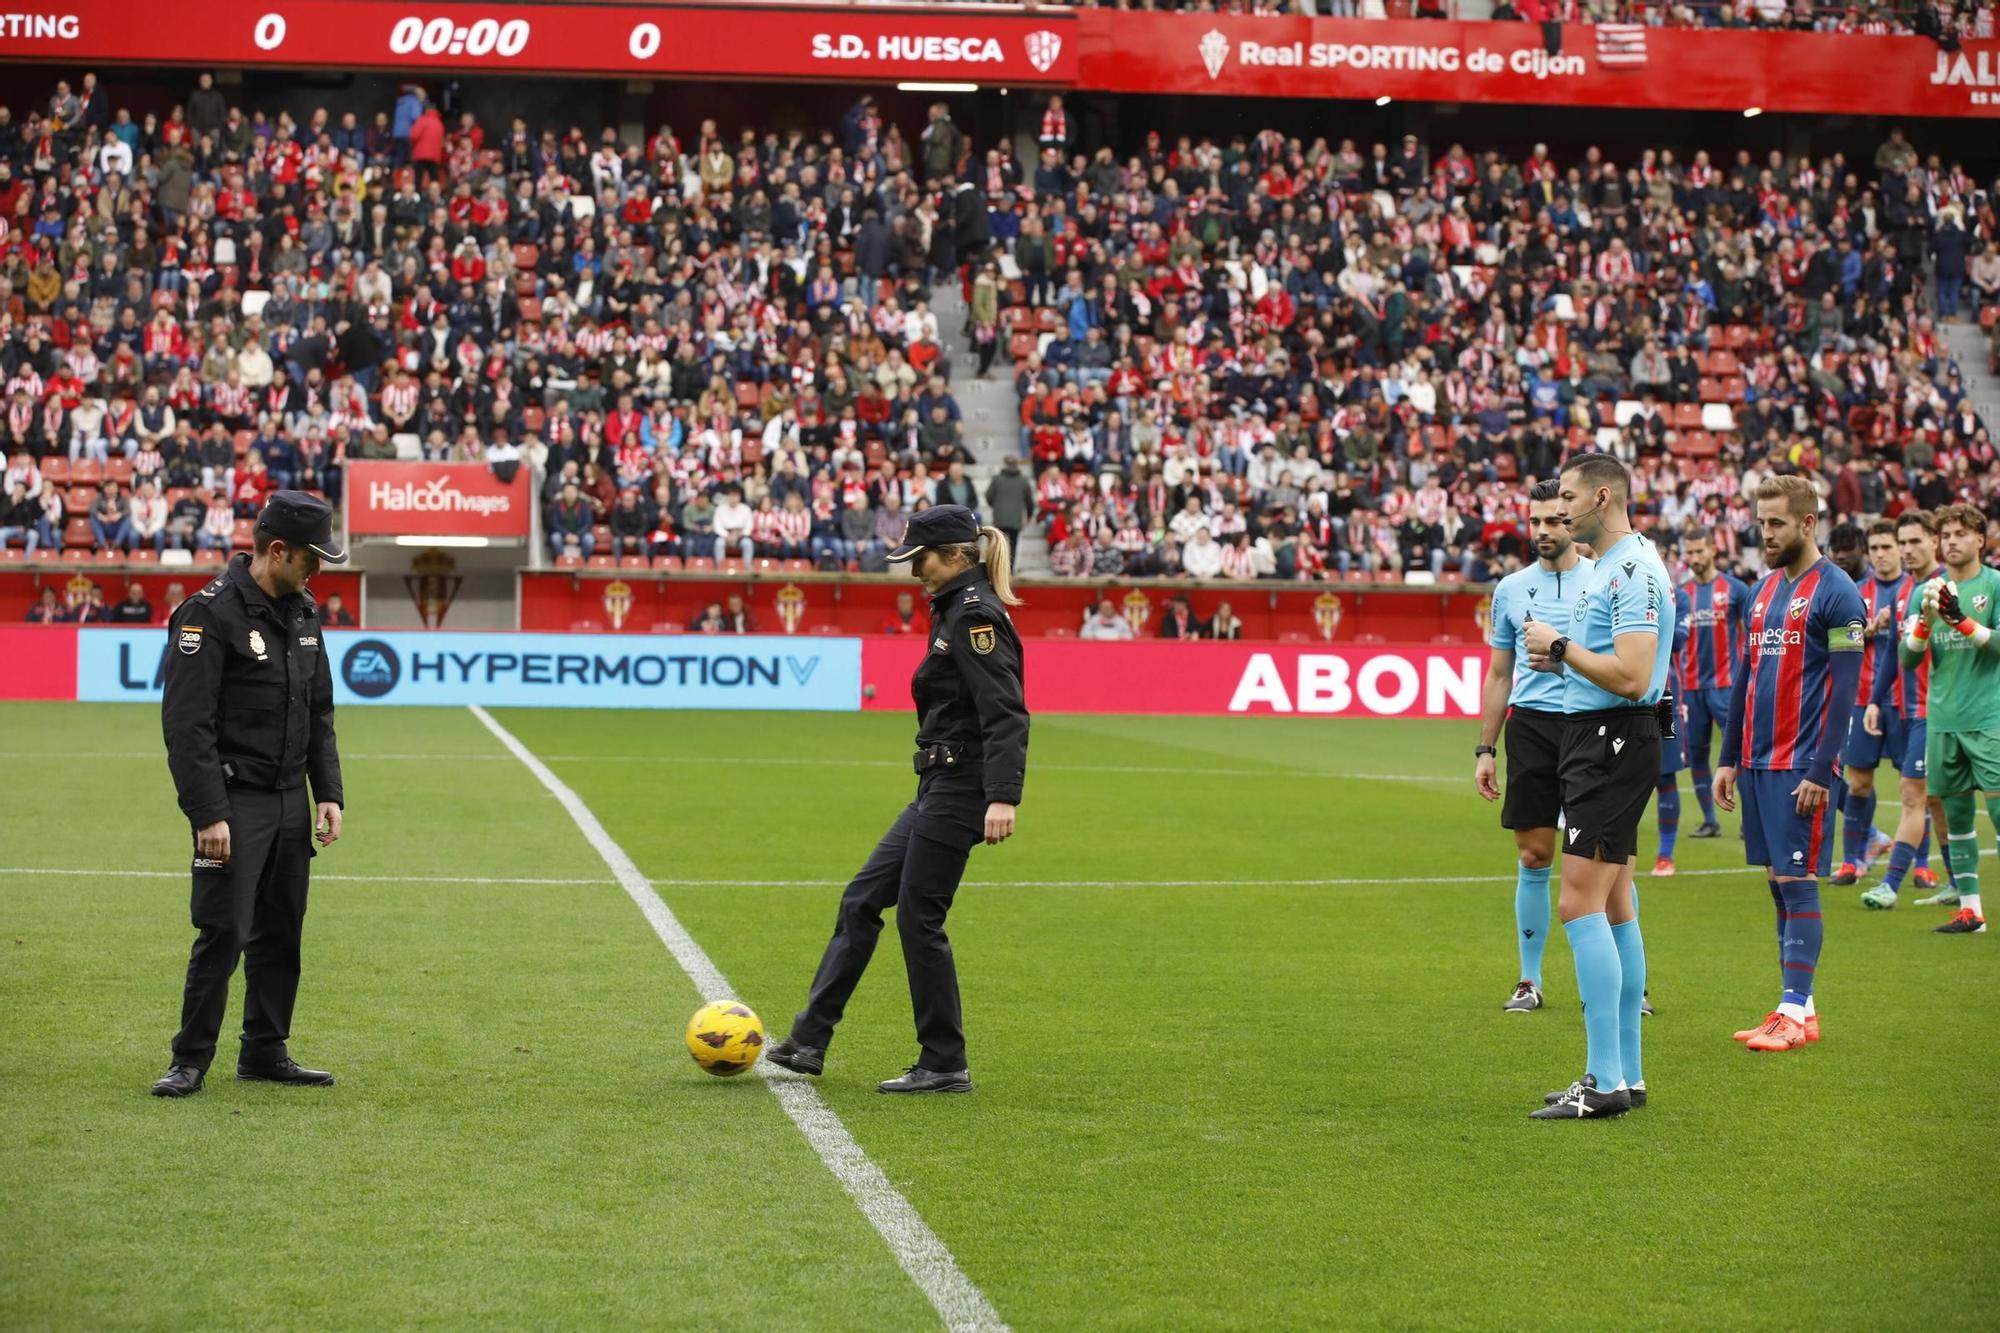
left=1563, top=533, right=1675, bottom=713
left=1488, top=555, right=1595, bottom=711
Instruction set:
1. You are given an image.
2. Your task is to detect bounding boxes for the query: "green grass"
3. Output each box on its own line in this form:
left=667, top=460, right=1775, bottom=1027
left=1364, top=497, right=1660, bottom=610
left=2, top=703, right=1997, bottom=1330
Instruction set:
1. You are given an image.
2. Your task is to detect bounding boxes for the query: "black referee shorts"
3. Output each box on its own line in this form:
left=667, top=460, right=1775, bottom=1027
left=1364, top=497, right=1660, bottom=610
left=1501, top=707, right=1566, bottom=831
left=1558, top=707, right=1662, bottom=864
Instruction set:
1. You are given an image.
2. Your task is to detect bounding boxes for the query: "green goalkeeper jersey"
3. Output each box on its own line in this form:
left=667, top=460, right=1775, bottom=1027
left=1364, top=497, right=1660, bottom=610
left=1925, top=565, right=2000, bottom=734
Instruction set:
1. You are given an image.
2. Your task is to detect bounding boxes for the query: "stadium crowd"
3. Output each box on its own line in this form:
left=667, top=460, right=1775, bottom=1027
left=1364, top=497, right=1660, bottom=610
left=0, top=70, right=1995, bottom=594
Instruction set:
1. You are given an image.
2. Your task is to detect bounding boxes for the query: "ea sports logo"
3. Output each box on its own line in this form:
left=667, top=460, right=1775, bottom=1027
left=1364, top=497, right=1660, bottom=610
left=342, top=639, right=401, bottom=699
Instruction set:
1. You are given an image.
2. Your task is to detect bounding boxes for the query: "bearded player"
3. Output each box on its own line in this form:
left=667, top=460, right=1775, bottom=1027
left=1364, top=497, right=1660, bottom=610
left=1714, top=476, right=1867, bottom=1053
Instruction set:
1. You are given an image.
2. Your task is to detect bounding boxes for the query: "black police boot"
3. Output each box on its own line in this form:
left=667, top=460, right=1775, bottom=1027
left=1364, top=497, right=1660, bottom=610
left=764, top=1036, right=825, bottom=1077
left=236, top=1056, right=335, bottom=1087
left=878, top=1066, right=973, bottom=1094
left=150, top=1063, right=206, bottom=1098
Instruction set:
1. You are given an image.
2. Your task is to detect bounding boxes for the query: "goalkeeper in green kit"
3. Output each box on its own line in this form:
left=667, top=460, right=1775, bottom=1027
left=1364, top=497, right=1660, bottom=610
left=1898, top=504, right=2000, bottom=935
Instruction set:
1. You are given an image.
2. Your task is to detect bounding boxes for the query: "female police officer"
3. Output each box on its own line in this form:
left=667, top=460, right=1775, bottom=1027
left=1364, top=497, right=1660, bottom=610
left=767, top=504, right=1028, bottom=1093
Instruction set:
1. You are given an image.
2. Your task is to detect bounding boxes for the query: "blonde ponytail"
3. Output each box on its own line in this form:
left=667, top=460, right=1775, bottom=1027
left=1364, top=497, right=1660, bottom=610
left=979, top=525, right=1022, bottom=606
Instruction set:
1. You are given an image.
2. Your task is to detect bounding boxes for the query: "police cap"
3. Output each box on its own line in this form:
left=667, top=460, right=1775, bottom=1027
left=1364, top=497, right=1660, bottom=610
left=886, top=504, right=981, bottom=563
left=256, top=490, right=348, bottom=564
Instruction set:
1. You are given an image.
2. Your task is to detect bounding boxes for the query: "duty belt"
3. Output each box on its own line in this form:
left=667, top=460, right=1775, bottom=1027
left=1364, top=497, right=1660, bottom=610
left=913, top=743, right=980, bottom=773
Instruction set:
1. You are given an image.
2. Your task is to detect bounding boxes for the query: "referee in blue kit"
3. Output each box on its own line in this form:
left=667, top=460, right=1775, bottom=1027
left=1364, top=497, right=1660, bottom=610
left=1521, top=455, right=1675, bottom=1120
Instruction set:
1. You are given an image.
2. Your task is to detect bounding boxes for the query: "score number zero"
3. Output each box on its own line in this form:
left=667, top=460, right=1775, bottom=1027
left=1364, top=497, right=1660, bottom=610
left=387, top=15, right=531, bottom=57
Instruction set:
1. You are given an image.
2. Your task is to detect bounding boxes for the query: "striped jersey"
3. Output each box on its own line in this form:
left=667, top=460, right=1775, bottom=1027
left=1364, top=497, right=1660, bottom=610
left=1856, top=571, right=1912, bottom=709
left=1887, top=568, right=1943, bottom=720
left=1678, top=572, right=1751, bottom=692
left=1737, top=557, right=1868, bottom=771
left=1487, top=555, right=1595, bottom=711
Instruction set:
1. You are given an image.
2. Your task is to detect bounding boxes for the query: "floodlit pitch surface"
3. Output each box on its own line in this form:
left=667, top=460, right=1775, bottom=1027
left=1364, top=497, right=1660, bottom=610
left=3, top=703, right=1995, bottom=1329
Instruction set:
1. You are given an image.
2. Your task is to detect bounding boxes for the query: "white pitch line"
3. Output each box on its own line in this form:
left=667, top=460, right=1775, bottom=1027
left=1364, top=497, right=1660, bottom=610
left=0, top=867, right=607, bottom=886
left=0, top=750, right=1456, bottom=785
left=12, top=851, right=1986, bottom=894
left=466, top=704, right=1008, bottom=1333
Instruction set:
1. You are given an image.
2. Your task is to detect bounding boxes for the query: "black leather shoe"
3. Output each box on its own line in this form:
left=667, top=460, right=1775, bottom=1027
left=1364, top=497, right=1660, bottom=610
left=765, top=1036, right=825, bottom=1077
left=878, top=1066, right=973, bottom=1094
left=236, top=1057, right=335, bottom=1087
left=151, top=1064, right=205, bottom=1098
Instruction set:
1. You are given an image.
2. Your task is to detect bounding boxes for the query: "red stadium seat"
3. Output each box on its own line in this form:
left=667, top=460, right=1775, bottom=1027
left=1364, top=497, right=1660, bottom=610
left=683, top=557, right=716, bottom=573
left=194, top=549, right=225, bottom=566
left=129, top=549, right=158, bottom=564
left=649, top=621, right=685, bottom=634
left=719, top=558, right=747, bottom=575
left=654, top=556, right=684, bottom=572
left=0, top=547, right=24, bottom=563
left=554, top=554, right=583, bottom=569
left=781, top=559, right=813, bottom=573
left=104, top=458, right=135, bottom=487
left=586, top=555, right=616, bottom=569
left=40, top=457, right=70, bottom=484
left=65, top=486, right=97, bottom=516
left=753, top=557, right=780, bottom=574
left=619, top=555, right=649, bottom=569
left=70, top=460, right=103, bottom=486
left=64, top=518, right=94, bottom=548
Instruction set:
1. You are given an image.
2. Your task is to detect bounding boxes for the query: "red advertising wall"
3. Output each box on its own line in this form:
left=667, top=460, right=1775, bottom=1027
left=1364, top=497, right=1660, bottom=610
left=346, top=462, right=531, bottom=538
left=865, top=637, right=1487, bottom=718
left=0, top=568, right=363, bottom=624
left=0, top=626, right=79, bottom=701
left=518, top=571, right=1497, bottom=643
left=1, top=3, right=1989, bottom=117
left=1076, top=15, right=1999, bottom=118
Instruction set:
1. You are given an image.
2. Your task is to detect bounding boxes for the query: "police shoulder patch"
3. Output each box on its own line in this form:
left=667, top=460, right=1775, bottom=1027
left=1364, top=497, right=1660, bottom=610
left=967, top=623, right=997, bottom=655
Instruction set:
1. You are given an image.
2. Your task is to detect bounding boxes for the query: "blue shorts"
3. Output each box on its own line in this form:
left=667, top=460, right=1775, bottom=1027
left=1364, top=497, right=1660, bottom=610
left=1741, top=768, right=1842, bottom=878
left=1902, top=718, right=1928, bottom=781
left=1680, top=687, right=1734, bottom=765
left=1842, top=705, right=1909, bottom=773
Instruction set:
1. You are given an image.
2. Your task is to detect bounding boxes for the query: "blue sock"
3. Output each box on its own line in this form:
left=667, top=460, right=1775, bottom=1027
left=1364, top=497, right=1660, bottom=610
left=1656, top=780, right=1680, bottom=860
left=1566, top=913, right=1624, bottom=1090
left=1916, top=817, right=1932, bottom=870
left=1881, top=840, right=1917, bottom=893
left=1515, top=865, right=1551, bottom=986
left=1842, top=790, right=1876, bottom=864
left=1692, top=764, right=1717, bottom=825
left=1768, top=878, right=1787, bottom=964
left=1777, top=880, right=1823, bottom=1008
left=1611, top=919, right=1645, bottom=1088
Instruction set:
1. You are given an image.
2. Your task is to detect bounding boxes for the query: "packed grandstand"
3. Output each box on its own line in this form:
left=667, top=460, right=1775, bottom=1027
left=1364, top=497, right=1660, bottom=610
left=1, top=60, right=1995, bottom=601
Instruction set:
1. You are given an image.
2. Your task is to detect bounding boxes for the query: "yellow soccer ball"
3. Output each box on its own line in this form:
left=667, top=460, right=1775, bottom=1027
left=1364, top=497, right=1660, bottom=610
left=684, top=1000, right=765, bottom=1077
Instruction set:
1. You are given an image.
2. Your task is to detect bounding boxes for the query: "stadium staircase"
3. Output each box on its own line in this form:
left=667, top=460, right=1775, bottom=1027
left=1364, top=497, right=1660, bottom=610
left=1940, top=319, right=2000, bottom=435
left=933, top=280, right=1052, bottom=575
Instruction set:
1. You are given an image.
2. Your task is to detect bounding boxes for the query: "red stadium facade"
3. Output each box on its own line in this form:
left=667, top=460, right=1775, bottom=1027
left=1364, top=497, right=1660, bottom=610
left=3, top=3, right=1995, bottom=117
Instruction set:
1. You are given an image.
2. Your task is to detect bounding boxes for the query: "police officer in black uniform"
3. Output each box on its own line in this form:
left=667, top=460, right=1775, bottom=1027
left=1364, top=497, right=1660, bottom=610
left=767, top=505, right=1028, bottom=1093
left=151, top=492, right=347, bottom=1098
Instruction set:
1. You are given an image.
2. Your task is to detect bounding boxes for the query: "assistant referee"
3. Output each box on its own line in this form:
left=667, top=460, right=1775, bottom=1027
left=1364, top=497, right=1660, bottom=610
left=1521, top=454, right=1675, bottom=1120
left=151, top=492, right=346, bottom=1098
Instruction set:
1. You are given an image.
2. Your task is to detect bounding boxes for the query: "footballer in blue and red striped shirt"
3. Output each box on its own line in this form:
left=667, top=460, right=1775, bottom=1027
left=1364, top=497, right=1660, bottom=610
left=1857, top=511, right=1953, bottom=908
left=1834, top=520, right=1912, bottom=885
left=1715, top=477, right=1867, bottom=1054
left=1676, top=529, right=1750, bottom=837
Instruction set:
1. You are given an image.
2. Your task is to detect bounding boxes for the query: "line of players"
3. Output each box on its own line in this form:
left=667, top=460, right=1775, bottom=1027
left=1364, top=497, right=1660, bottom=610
left=1480, top=472, right=2000, bottom=1114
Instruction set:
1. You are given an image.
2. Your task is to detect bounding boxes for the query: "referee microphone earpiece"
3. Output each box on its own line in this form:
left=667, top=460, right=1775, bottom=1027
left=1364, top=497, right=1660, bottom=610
left=1562, top=492, right=1605, bottom=530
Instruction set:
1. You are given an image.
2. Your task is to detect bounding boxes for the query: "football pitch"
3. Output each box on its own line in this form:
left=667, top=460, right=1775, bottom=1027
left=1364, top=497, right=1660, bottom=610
left=3, top=702, right=1996, bottom=1330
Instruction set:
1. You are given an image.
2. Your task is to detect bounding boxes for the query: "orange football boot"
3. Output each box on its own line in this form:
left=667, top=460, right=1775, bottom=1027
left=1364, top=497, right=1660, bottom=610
left=1912, top=867, right=1940, bottom=890
left=1805, top=1013, right=1822, bottom=1043
left=1651, top=857, right=1676, bottom=877
left=1733, top=1011, right=1779, bottom=1042
left=1745, top=1013, right=1811, bottom=1052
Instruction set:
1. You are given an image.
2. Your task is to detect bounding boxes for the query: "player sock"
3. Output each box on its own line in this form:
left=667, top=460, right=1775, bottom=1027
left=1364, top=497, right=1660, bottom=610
left=1768, top=878, right=1787, bottom=964
left=1566, top=913, right=1624, bottom=1091
left=1692, top=764, right=1717, bottom=825
left=1515, top=864, right=1551, bottom=986
left=1881, top=840, right=1918, bottom=893
left=1947, top=793, right=1982, bottom=915
left=1777, top=880, right=1823, bottom=1010
left=1611, top=919, right=1645, bottom=1089
left=1841, top=790, right=1877, bottom=864
left=1916, top=817, right=1932, bottom=870
left=1656, top=779, right=1680, bottom=860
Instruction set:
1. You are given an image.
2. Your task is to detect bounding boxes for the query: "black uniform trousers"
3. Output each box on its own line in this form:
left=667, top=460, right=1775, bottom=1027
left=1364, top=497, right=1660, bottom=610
left=792, top=765, right=986, bottom=1071
left=173, top=785, right=315, bottom=1071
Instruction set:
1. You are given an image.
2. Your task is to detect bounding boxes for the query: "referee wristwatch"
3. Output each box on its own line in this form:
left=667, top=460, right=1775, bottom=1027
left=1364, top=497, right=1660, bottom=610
left=1548, top=636, right=1570, bottom=662
left=1474, top=745, right=1497, bottom=758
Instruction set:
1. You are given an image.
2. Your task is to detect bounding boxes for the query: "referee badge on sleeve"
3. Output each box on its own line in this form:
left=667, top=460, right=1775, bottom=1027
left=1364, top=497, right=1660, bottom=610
left=968, top=624, right=997, bottom=655
left=177, top=625, right=203, bottom=655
